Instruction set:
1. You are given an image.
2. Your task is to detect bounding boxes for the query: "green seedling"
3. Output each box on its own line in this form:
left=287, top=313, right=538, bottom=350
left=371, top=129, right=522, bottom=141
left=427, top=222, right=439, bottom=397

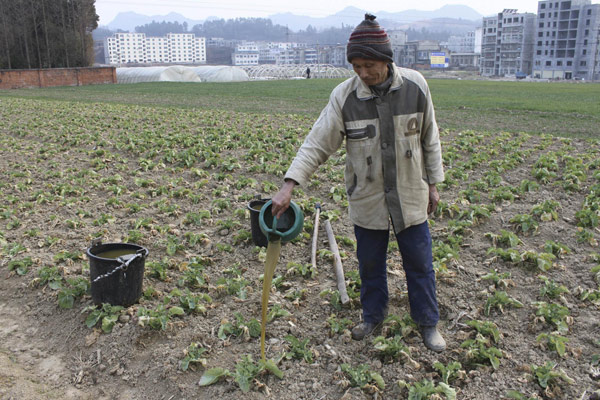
left=481, top=269, right=514, bottom=289
left=57, top=277, right=90, bottom=309
left=35, top=265, right=63, bottom=289
left=199, top=355, right=283, bottom=393
left=530, top=361, right=574, bottom=389
left=345, top=269, right=361, bottom=299
left=381, top=313, right=417, bottom=338
left=180, top=342, right=207, bottom=371
left=284, top=334, right=314, bottom=363
left=466, top=319, right=501, bottom=344
left=84, top=303, right=124, bottom=333
left=147, top=259, right=168, bottom=281
left=53, top=250, right=81, bottom=263
left=398, top=378, right=456, bottom=400
left=575, top=208, right=599, bottom=228
left=341, top=363, right=385, bottom=391
left=372, top=335, right=412, bottom=362
left=543, top=241, right=571, bottom=258
left=536, top=333, right=569, bottom=358
left=538, top=276, right=569, bottom=300
left=327, top=314, right=353, bottom=336
left=175, top=289, right=212, bottom=314
left=178, top=258, right=210, bottom=289
left=165, top=235, right=184, bottom=256
left=506, top=390, right=540, bottom=400
left=487, top=247, right=521, bottom=264
left=7, top=256, right=33, bottom=276
left=267, top=303, right=290, bottom=322
left=521, top=250, right=556, bottom=272
left=484, top=291, right=523, bottom=316
left=319, top=289, right=342, bottom=311
left=461, top=333, right=503, bottom=370
left=490, top=186, right=515, bottom=204
left=217, top=312, right=261, bottom=340
left=510, top=214, right=539, bottom=235
left=531, top=200, right=561, bottom=222
left=533, top=302, right=572, bottom=334
left=433, top=361, right=464, bottom=385
left=576, top=227, right=598, bottom=246
left=137, top=302, right=185, bottom=331
left=286, top=261, right=317, bottom=279
left=581, top=287, right=600, bottom=305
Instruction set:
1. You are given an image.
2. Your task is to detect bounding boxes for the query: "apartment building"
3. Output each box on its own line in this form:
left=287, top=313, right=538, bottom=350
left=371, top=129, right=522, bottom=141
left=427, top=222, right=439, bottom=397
left=232, top=43, right=259, bottom=65
left=104, top=32, right=206, bottom=65
left=533, top=0, right=600, bottom=80
left=481, top=9, right=536, bottom=76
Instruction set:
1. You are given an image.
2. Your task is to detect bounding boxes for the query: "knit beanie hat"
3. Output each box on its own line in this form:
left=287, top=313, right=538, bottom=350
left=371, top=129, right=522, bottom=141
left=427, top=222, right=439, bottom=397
left=346, top=14, right=393, bottom=63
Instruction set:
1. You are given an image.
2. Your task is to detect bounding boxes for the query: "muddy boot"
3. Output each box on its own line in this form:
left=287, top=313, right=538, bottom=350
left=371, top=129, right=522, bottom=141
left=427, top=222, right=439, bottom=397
left=351, top=322, right=380, bottom=340
left=419, top=325, right=446, bottom=352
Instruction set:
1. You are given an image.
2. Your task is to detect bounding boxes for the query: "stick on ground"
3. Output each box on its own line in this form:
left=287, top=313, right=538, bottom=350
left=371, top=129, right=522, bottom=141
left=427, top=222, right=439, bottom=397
left=311, top=203, right=321, bottom=270
left=324, top=219, right=350, bottom=305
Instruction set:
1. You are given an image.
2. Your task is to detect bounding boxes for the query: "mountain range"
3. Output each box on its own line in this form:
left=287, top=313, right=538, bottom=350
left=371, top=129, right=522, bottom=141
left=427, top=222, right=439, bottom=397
left=104, top=5, right=483, bottom=33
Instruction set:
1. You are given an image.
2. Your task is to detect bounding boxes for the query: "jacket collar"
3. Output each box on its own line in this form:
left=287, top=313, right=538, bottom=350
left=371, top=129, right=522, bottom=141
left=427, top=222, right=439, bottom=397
left=355, top=63, right=404, bottom=101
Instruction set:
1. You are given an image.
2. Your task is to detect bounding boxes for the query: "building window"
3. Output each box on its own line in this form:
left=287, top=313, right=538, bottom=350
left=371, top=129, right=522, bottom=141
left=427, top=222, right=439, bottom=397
left=580, top=61, right=586, bottom=66
left=541, top=3, right=546, bottom=9
left=557, top=61, right=562, bottom=66
left=539, top=22, right=544, bottom=28
left=567, top=61, right=572, bottom=66
left=583, top=49, right=587, bottom=55
left=540, top=13, right=545, bottom=18
left=537, top=50, right=542, bottom=55
left=546, top=61, right=552, bottom=66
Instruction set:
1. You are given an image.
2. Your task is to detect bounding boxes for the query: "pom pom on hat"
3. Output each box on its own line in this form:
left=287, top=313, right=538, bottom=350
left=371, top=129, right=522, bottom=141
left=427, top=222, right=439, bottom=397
left=346, top=13, right=393, bottom=63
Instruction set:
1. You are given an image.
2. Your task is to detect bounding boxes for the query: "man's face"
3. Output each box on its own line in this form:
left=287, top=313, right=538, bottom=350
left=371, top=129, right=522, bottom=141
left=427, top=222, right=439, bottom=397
left=351, top=58, right=389, bottom=86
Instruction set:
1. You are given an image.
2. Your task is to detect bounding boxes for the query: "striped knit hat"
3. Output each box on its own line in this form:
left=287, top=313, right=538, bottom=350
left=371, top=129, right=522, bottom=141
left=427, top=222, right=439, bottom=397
left=346, top=14, right=393, bottom=63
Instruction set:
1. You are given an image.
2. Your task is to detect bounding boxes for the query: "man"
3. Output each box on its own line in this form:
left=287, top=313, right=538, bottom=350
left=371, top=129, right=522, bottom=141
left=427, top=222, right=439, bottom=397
left=271, top=14, right=445, bottom=352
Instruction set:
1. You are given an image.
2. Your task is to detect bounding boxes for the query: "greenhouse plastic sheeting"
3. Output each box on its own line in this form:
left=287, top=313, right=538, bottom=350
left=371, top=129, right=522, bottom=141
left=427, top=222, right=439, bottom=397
left=116, top=66, right=202, bottom=84
left=190, top=66, right=249, bottom=82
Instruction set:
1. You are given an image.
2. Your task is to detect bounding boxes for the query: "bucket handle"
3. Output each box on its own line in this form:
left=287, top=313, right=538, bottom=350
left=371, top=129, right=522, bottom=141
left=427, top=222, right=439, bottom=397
left=92, top=249, right=145, bottom=283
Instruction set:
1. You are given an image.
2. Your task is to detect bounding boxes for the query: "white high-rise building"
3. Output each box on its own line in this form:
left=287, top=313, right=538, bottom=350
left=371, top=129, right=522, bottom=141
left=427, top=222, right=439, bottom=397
left=104, top=32, right=206, bottom=65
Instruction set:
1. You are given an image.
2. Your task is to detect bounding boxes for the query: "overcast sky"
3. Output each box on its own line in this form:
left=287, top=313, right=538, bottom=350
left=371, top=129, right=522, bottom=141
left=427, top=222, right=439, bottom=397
left=95, top=0, right=598, bottom=26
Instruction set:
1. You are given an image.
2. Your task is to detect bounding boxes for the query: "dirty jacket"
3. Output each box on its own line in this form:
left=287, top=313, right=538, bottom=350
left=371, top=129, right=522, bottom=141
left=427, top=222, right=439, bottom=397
left=285, top=64, right=444, bottom=233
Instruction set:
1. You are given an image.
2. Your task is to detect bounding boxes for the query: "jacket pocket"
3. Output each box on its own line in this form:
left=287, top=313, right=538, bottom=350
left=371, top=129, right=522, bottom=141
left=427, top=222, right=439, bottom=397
left=346, top=124, right=376, bottom=141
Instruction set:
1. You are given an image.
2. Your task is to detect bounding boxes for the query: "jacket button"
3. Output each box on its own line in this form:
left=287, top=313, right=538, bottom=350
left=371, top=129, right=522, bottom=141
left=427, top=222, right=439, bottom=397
left=382, top=142, right=388, bottom=149
left=385, top=187, right=391, bottom=193
left=375, top=98, right=382, bottom=105
left=406, top=150, right=412, bottom=158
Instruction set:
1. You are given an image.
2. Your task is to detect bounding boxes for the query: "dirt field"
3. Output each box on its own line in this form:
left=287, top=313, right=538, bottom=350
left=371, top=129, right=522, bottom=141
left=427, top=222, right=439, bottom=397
left=1, top=96, right=599, bottom=399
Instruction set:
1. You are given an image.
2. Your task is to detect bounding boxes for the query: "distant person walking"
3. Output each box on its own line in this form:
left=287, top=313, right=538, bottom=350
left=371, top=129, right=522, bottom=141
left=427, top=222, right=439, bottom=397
left=306, top=67, right=311, bottom=79
left=271, top=14, right=446, bottom=352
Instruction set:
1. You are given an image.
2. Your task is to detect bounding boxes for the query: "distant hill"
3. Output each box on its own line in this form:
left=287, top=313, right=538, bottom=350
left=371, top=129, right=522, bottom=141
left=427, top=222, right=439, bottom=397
left=269, top=5, right=483, bottom=31
left=106, top=11, right=205, bottom=32
left=103, top=5, right=483, bottom=34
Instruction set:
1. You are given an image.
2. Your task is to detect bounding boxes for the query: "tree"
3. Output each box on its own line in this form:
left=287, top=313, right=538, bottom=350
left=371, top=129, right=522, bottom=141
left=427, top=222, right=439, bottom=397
left=0, top=0, right=99, bottom=69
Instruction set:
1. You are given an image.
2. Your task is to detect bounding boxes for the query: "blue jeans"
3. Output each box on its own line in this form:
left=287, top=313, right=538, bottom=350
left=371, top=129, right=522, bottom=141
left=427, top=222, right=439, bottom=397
left=354, top=222, right=439, bottom=326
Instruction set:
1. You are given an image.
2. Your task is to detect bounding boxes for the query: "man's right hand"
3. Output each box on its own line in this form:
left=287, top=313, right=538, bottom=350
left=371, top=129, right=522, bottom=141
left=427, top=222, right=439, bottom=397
left=271, top=179, right=297, bottom=218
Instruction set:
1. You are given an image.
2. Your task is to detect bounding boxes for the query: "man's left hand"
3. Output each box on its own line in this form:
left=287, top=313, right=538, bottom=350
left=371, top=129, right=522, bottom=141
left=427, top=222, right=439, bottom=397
left=427, top=184, right=439, bottom=215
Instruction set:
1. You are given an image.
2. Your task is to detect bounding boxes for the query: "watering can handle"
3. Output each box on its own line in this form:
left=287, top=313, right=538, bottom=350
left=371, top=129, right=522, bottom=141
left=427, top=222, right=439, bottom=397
left=270, top=215, right=282, bottom=238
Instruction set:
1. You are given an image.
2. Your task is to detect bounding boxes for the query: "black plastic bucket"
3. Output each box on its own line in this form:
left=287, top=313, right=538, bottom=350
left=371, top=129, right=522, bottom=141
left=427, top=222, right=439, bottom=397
left=248, top=198, right=269, bottom=247
left=86, top=242, right=148, bottom=307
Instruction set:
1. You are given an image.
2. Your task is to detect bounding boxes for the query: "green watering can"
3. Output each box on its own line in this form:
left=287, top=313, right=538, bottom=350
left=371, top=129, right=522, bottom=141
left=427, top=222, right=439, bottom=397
left=258, top=200, right=304, bottom=243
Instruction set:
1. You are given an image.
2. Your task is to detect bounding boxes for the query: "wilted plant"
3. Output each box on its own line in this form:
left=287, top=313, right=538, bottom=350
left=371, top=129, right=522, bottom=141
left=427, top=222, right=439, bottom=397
left=533, top=301, right=572, bottom=334
left=398, top=378, right=456, bottom=400
left=536, top=333, right=569, bottom=358
left=199, top=355, right=283, bottom=393
left=180, top=342, right=207, bottom=371
left=530, top=361, right=574, bottom=390
left=484, top=290, right=523, bottom=316
left=340, top=363, right=385, bottom=391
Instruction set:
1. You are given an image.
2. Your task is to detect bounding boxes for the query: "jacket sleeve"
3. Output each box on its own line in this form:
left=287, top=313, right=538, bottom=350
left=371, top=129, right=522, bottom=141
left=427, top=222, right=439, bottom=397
left=420, top=82, right=444, bottom=185
left=284, top=87, right=346, bottom=187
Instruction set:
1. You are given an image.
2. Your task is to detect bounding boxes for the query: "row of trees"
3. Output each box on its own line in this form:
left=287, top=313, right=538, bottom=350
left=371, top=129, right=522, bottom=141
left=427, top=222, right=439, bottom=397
left=131, top=18, right=447, bottom=46
left=133, top=18, right=354, bottom=46
left=0, top=0, right=98, bottom=70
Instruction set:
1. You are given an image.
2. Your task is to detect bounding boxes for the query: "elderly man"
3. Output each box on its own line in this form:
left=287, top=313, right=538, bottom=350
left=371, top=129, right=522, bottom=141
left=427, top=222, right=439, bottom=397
left=271, top=14, right=446, bottom=352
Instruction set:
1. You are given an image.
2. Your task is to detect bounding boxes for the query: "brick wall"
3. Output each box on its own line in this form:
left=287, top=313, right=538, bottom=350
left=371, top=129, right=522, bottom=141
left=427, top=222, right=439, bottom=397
left=0, top=67, right=116, bottom=89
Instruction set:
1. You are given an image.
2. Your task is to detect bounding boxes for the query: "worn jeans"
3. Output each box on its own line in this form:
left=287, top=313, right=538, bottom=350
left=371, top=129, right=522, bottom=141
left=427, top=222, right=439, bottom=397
left=354, top=222, right=439, bottom=327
